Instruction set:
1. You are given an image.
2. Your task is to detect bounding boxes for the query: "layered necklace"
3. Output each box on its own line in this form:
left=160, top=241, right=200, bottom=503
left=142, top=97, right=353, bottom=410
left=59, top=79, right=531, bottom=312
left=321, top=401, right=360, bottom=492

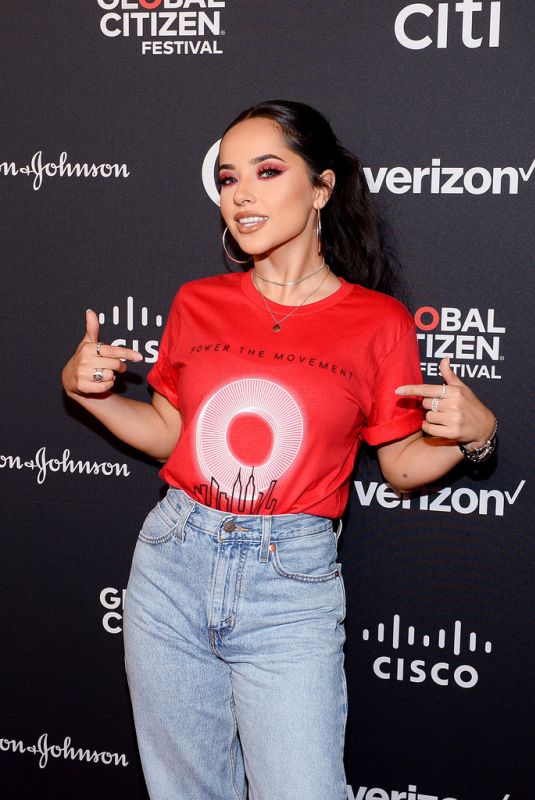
left=251, top=259, right=330, bottom=332
left=253, top=258, right=326, bottom=286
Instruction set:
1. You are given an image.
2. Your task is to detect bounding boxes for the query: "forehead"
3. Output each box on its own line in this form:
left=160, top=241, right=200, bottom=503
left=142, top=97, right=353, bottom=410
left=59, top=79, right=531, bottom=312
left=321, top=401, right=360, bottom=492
left=219, top=117, right=290, bottom=163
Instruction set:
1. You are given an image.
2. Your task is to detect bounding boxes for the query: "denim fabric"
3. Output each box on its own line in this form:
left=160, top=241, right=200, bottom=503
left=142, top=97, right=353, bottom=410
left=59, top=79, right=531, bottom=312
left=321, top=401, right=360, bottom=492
left=123, top=487, right=347, bottom=800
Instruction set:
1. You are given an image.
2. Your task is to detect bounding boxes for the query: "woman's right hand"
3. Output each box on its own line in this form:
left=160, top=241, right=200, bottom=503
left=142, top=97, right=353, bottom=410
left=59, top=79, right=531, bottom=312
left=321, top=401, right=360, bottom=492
left=62, top=309, right=144, bottom=396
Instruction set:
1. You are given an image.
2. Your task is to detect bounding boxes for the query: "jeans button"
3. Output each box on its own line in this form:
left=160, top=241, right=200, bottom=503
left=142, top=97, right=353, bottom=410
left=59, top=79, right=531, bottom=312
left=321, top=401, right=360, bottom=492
left=223, top=520, right=236, bottom=532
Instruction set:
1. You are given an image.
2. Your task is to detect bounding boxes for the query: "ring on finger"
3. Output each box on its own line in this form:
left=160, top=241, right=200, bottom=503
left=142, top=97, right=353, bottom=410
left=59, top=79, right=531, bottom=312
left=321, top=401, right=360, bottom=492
left=93, top=368, right=105, bottom=383
left=96, top=341, right=104, bottom=357
left=439, top=383, right=446, bottom=399
left=431, top=396, right=439, bottom=413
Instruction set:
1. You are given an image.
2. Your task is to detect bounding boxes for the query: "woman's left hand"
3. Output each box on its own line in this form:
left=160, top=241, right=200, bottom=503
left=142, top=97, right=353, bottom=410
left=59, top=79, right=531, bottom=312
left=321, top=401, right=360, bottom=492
left=395, top=357, right=496, bottom=449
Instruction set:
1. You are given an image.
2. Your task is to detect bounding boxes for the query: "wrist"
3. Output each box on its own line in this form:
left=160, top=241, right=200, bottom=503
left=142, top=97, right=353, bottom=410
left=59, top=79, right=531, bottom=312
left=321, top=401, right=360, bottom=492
left=461, top=411, right=496, bottom=450
left=459, top=418, right=497, bottom=463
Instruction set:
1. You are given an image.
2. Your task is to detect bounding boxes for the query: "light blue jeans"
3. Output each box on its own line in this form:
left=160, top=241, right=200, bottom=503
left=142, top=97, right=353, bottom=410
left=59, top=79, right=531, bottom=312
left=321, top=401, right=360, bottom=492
left=123, top=487, right=347, bottom=800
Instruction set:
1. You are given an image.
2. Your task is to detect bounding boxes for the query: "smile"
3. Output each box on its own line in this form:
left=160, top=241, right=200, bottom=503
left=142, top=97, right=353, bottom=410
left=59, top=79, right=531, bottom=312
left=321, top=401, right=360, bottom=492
left=236, top=216, right=268, bottom=229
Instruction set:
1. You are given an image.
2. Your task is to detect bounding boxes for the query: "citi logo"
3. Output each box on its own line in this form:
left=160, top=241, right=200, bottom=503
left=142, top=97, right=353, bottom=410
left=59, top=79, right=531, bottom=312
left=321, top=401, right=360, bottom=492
left=362, top=614, right=493, bottom=689
left=354, top=480, right=526, bottom=516
left=395, top=1, right=501, bottom=50
left=100, top=587, right=126, bottom=634
left=97, top=296, right=162, bottom=363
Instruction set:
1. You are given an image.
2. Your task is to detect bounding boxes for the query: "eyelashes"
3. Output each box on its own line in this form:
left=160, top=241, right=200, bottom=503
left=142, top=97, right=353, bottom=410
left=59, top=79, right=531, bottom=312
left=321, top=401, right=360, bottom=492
left=258, top=166, right=283, bottom=178
left=218, top=165, right=285, bottom=188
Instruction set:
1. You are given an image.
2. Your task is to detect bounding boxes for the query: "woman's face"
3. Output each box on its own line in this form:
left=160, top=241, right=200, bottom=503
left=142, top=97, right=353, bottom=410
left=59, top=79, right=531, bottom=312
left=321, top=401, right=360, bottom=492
left=218, top=117, right=324, bottom=257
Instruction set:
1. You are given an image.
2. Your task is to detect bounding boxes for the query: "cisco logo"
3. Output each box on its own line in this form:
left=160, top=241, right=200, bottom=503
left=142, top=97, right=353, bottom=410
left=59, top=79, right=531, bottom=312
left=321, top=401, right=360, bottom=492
left=363, top=614, right=492, bottom=689
left=97, top=296, right=162, bottom=363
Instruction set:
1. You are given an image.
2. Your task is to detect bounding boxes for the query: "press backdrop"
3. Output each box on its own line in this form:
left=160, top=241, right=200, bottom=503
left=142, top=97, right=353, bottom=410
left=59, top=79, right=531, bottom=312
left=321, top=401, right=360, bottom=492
left=1, top=2, right=533, bottom=799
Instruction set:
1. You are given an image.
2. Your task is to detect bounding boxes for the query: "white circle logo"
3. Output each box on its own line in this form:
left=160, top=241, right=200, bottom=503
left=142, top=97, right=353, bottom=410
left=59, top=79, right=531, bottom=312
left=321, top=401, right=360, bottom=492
left=195, top=378, right=304, bottom=496
left=201, top=138, right=221, bottom=206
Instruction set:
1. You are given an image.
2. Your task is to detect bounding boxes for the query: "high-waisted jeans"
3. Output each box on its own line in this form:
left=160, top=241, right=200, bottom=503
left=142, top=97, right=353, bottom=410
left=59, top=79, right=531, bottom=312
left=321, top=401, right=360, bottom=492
left=123, top=487, right=348, bottom=800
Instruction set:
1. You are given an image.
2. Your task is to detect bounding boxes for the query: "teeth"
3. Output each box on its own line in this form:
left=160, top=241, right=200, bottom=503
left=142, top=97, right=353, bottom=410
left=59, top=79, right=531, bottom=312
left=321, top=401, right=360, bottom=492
left=238, top=216, right=267, bottom=224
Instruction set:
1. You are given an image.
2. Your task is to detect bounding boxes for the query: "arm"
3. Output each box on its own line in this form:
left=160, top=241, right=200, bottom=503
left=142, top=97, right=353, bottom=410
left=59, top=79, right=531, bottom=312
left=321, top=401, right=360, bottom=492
left=62, top=310, right=182, bottom=461
left=376, top=357, right=496, bottom=492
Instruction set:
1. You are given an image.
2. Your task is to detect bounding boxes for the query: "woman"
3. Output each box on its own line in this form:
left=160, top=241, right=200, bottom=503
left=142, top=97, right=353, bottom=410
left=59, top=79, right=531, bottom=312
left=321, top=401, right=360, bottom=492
left=61, top=100, right=496, bottom=800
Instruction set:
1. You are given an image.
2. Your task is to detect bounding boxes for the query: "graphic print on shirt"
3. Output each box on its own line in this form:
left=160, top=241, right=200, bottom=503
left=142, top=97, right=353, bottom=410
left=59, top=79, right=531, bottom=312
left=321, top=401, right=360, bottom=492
left=193, top=378, right=304, bottom=514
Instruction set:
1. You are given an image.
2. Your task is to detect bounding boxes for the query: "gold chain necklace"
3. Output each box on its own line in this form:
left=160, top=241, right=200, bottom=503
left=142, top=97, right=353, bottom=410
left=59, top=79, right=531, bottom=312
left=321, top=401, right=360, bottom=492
left=251, top=266, right=331, bottom=332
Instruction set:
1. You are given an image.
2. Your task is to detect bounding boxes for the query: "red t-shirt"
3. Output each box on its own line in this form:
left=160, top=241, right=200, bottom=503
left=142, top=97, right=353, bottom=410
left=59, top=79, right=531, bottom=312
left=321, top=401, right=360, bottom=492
left=147, top=269, right=424, bottom=517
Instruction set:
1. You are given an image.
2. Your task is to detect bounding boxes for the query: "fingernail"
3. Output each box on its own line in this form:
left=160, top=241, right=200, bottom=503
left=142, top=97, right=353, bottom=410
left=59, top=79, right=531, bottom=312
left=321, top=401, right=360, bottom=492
left=133, top=353, right=143, bottom=361
left=394, top=387, right=404, bottom=395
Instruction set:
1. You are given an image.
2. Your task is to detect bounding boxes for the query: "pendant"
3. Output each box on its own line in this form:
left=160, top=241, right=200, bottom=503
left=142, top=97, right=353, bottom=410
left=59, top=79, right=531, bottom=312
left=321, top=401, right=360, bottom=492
left=272, top=323, right=281, bottom=332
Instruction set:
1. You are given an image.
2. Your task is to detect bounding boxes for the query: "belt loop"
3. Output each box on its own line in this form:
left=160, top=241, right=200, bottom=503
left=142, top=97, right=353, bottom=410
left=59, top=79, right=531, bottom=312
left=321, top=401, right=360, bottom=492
left=259, top=515, right=272, bottom=563
left=177, top=496, right=195, bottom=543
left=335, top=519, right=343, bottom=544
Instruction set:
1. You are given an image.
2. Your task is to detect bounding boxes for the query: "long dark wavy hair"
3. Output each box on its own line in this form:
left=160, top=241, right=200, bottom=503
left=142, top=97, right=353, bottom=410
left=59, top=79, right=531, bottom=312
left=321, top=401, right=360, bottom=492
left=222, top=99, right=402, bottom=298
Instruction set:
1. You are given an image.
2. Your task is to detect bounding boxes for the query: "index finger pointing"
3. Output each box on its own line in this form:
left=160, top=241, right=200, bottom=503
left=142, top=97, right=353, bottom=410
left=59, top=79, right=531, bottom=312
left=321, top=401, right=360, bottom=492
left=96, top=343, right=143, bottom=362
left=395, top=384, right=442, bottom=398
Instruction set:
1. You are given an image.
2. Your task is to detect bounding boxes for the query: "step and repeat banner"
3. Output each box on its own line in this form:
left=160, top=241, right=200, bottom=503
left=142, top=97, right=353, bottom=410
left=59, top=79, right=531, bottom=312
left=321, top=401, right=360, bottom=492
left=1, top=2, right=533, bottom=799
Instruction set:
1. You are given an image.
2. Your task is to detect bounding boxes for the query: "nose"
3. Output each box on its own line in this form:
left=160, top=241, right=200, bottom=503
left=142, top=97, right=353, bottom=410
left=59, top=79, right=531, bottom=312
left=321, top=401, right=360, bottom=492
left=232, top=176, right=256, bottom=206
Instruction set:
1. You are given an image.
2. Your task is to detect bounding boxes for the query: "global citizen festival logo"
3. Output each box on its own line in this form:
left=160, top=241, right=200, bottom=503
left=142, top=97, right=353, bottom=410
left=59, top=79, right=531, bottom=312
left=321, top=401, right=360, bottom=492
left=361, top=614, right=492, bottom=689
left=97, top=0, right=225, bottom=56
left=100, top=587, right=126, bottom=633
left=415, top=305, right=505, bottom=380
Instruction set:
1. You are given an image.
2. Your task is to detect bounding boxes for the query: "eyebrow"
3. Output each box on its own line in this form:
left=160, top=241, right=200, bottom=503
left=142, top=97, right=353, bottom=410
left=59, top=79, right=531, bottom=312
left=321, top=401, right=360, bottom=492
left=218, top=153, right=287, bottom=171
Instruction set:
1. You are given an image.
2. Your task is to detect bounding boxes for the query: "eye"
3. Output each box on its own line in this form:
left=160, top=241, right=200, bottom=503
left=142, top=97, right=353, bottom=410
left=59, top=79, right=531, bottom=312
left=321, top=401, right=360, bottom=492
left=258, top=166, right=283, bottom=179
left=218, top=173, right=236, bottom=188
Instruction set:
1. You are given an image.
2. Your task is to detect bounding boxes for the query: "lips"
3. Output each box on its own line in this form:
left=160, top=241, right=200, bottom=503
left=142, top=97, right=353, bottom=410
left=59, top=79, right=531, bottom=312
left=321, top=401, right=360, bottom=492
left=234, top=213, right=268, bottom=233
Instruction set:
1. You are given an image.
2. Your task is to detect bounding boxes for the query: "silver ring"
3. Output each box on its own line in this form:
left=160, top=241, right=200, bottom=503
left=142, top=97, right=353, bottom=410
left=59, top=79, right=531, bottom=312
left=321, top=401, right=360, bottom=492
left=431, top=397, right=439, bottom=413
left=439, top=383, right=446, bottom=399
left=96, top=341, right=104, bottom=357
left=93, top=368, right=105, bottom=383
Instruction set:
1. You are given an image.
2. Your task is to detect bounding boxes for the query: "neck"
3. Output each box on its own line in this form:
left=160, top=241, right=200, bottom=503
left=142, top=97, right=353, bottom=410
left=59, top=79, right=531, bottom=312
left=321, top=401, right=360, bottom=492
left=252, top=241, right=324, bottom=304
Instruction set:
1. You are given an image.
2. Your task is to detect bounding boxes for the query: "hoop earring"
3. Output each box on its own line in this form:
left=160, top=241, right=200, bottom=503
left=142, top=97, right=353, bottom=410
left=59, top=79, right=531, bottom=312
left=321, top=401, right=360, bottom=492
left=222, top=226, right=250, bottom=264
left=316, top=208, right=322, bottom=255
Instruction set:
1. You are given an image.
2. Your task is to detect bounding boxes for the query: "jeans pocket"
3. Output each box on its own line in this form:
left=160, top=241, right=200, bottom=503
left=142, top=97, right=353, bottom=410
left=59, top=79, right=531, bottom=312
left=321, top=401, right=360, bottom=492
left=270, top=529, right=340, bottom=583
left=138, top=498, right=178, bottom=545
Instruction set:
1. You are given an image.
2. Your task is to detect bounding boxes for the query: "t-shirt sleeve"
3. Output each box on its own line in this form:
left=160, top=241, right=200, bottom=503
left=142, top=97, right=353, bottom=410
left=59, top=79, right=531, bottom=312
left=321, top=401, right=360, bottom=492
left=146, top=290, right=182, bottom=410
left=361, top=321, right=425, bottom=445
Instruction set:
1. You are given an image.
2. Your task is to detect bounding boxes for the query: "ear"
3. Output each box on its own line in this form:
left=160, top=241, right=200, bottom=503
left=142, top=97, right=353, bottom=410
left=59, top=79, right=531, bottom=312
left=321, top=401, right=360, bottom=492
left=313, top=169, right=336, bottom=209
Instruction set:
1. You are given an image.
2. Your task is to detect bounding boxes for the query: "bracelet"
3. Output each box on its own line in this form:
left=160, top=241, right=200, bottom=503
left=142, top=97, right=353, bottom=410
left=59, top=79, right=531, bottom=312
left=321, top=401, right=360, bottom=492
left=458, top=418, right=498, bottom=463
